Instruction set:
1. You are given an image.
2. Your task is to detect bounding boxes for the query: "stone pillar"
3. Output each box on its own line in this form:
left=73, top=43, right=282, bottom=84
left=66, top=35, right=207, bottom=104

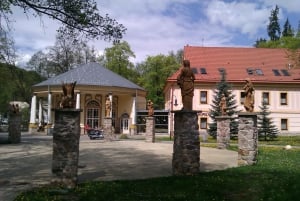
left=103, top=117, right=113, bottom=140
left=216, top=116, right=231, bottom=149
left=172, top=111, right=200, bottom=175
left=29, top=94, right=37, bottom=132
left=145, top=116, right=155, bottom=142
left=8, top=112, right=21, bottom=143
left=52, top=109, right=81, bottom=188
left=238, top=113, right=258, bottom=166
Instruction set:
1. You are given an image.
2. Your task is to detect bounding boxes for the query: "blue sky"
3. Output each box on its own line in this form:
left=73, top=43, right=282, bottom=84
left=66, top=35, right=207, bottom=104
left=10, top=0, right=300, bottom=65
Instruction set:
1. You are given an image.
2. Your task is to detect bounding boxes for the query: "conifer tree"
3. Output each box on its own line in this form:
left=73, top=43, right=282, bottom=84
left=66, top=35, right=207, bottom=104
left=257, top=101, right=279, bottom=141
left=208, top=71, right=239, bottom=138
left=282, top=18, right=294, bottom=37
left=267, top=5, right=281, bottom=41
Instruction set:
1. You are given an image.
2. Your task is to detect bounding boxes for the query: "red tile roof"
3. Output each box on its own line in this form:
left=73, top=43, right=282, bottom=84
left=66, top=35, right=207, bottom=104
left=167, top=46, right=300, bottom=84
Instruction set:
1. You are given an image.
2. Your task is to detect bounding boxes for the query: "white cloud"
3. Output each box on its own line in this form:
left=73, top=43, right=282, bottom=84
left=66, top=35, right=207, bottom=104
left=260, top=0, right=300, bottom=13
left=205, top=0, right=270, bottom=36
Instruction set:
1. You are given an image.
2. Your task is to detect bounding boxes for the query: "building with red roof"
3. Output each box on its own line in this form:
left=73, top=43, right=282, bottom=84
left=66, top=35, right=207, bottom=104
left=164, top=45, right=300, bottom=135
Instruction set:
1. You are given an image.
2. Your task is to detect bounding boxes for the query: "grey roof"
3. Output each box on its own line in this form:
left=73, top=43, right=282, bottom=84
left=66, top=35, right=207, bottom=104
left=34, top=62, right=144, bottom=90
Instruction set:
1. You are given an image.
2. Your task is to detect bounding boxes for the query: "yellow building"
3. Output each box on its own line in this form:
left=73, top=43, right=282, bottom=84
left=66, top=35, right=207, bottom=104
left=29, top=62, right=146, bottom=135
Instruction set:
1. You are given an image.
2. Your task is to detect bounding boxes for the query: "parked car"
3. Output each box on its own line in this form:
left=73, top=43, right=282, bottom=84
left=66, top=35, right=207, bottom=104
left=87, top=129, right=104, bottom=140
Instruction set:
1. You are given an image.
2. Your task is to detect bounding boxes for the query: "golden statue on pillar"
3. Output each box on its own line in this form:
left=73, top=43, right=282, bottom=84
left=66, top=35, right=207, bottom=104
left=59, top=82, right=76, bottom=108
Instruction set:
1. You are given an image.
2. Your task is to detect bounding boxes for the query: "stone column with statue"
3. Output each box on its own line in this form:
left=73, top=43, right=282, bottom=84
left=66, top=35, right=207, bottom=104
left=172, top=59, right=200, bottom=175
left=145, top=100, right=155, bottom=142
left=238, top=79, right=258, bottom=166
left=216, top=93, right=231, bottom=149
left=52, top=81, right=82, bottom=188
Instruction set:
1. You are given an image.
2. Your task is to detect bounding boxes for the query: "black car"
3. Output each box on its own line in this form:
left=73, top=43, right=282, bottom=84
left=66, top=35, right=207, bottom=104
left=87, top=129, right=104, bottom=140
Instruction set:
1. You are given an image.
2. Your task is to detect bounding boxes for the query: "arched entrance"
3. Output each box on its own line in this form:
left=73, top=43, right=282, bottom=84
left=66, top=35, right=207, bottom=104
left=120, top=113, right=129, bottom=134
left=85, top=100, right=101, bottom=129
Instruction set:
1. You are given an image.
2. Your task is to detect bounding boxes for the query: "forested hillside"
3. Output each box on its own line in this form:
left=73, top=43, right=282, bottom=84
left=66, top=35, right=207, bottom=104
left=0, top=63, right=44, bottom=116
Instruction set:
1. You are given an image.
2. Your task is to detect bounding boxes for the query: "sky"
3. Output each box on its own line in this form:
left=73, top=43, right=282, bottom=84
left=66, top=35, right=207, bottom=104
left=9, top=0, right=300, bottom=66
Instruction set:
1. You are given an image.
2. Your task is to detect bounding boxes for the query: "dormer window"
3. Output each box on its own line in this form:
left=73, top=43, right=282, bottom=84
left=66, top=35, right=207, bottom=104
left=246, top=68, right=254, bottom=75
left=272, top=69, right=281, bottom=76
left=200, top=68, right=207, bottom=74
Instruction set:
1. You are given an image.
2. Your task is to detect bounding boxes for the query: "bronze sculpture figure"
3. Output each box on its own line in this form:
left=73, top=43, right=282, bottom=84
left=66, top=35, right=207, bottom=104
left=243, top=78, right=254, bottom=112
left=177, top=60, right=195, bottom=111
left=59, top=81, right=77, bottom=108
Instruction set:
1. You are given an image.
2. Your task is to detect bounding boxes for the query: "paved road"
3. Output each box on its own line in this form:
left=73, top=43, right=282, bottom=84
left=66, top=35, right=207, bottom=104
left=0, top=133, right=237, bottom=201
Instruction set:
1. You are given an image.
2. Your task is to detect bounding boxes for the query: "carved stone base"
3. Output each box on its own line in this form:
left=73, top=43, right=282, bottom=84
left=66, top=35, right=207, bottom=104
left=216, top=116, right=231, bottom=149
left=52, top=109, right=81, bottom=188
left=238, top=113, right=258, bottom=166
left=8, top=113, right=21, bottom=143
left=172, top=111, right=200, bottom=175
left=145, top=116, right=155, bottom=143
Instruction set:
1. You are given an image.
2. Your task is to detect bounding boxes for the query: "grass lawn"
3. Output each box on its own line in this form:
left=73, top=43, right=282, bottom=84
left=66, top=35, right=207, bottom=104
left=15, top=147, right=300, bottom=201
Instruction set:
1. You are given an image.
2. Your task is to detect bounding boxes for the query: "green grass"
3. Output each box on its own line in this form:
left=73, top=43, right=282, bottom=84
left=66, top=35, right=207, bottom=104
left=200, top=135, right=300, bottom=147
left=15, top=147, right=300, bottom=201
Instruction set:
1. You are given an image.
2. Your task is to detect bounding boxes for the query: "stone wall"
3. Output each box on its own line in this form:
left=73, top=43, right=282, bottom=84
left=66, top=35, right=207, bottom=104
left=216, top=116, right=231, bottom=149
left=238, top=113, right=258, bottom=166
left=172, top=111, right=200, bottom=175
left=145, top=116, right=155, bottom=142
left=52, top=109, right=81, bottom=188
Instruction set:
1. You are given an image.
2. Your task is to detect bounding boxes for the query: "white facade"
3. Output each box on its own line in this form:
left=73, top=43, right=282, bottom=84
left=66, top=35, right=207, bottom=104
left=165, top=82, right=300, bottom=135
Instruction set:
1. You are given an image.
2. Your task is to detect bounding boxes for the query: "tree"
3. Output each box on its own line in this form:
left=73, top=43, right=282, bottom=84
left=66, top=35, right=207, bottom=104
left=103, top=41, right=138, bottom=82
left=0, top=62, right=44, bottom=115
left=208, top=71, right=239, bottom=138
left=1, top=0, right=126, bottom=41
left=27, top=31, right=98, bottom=77
left=267, top=5, right=281, bottom=41
left=254, top=37, right=267, bottom=47
left=137, top=54, right=180, bottom=109
left=282, top=18, right=294, bottom=37
left=257, top=101, right=279, bottom=141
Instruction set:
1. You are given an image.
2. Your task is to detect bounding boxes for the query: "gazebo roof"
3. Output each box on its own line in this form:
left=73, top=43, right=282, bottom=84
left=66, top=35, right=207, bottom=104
left=34, top=62, right=144, bottom=90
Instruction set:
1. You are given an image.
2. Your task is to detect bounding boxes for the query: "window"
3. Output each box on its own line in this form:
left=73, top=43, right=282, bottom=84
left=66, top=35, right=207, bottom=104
left=281, top=119, right=288, bottom=130
left=272, top=69, right=281, bottom=76
left=86, top=100, right=100, bottom=129
left=256, top=69, right=264, bottom=75
left=281, top=69, right=290, bottom=76
left=240, top=92, right=246, bottom=104
left=262, top=92, right=269, bottom=105
left=200, top=68, right=207, bottom=74
left=191, top=68, right=198, bottom=74
left=200, top=118, right=207, bottom=129
left=280, top=93, right=287, bottom=105
left=246, top=68, right=254, bottom=75
left=200, top=91, right=207, bottom=104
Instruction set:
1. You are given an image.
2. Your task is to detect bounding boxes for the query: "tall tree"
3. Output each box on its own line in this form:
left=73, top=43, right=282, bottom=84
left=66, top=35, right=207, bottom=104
left=208, top=71, right=239, bottom=138
left=282, top=18, right=294, bottom=37
left=137, top=54, right=180, bottom=109
left=27, top=31, right=97, bottom=77
left=103, top=41, right=138, bottom=83
left=267, top=5, right=281, bottom=41
left=257, top=101, right=279, bottom=141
